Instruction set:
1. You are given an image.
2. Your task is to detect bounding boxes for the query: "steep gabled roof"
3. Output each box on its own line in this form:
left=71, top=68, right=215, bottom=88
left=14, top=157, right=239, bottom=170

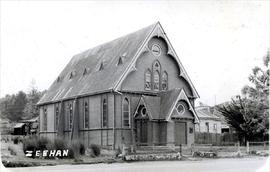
left=38, top=22, right=199, bottom=105
left=38, top=23, right=156, bottom=105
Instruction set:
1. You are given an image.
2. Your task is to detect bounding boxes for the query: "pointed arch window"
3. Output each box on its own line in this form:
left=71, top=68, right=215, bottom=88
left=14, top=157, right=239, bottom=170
left=55, top=104, right=59, bottom=131
left=152, top=60, right=161, bottom=91
left=84, top=99, right=89, bottom=128
left=43, top=107, right=47, bottom=131
left=69, top=103, right=73, bottom=130
left=153, top=70, right=160, bottom=91
left=123, top=98, right=130, bottom=127
left=161, top=71, right=168, bottom=90
left=102, top=98, right=108, bottom=128
left=145, top=69, right=152, bottom=90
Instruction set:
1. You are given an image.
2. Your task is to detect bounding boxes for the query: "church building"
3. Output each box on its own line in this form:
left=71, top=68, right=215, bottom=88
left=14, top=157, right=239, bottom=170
left=37, top=22, right=200, bottom=149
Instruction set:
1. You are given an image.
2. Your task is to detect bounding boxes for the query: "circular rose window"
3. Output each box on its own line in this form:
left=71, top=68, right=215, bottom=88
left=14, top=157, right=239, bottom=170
left=152, top=44, right=161, bottom=56
left=176, top=104, right=185, bottom=115
left=141, top=107, right=147, bottom=117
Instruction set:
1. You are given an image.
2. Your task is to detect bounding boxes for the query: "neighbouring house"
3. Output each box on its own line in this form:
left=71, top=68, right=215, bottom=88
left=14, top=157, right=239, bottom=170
left=37, top=22, right=200, bottom=149
left=195, top=106, right=221, bottom=134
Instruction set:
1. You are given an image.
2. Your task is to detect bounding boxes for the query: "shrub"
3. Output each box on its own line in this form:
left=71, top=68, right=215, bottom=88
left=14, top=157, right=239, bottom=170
left=37, top=137, right=50, bottom=150
left=68, top=141, right=85, bottom=158
left=22, top=137, right=38, bottom=158
left=8, top=146, right=17, bottom=155
left=13, top=137, right=19, bottom=144
left=90, top=144, right=100, bottom=157
left=53, top=138, right=67, bottom=150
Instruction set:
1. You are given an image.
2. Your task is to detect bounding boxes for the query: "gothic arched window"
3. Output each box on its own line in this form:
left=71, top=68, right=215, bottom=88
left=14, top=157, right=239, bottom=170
left=84, top=100, right=89, bottom=128
left=69, top=103, right=73, bottom=130
left=145, top=69, right=152, bottom=90
left=153, top=70, right=160, bottom=91
left=102, top=98, right=108, bottom=128
left=123, top=98, right=130, bottom=127
left=152, top=60, right=161, bottom=91
left=161, top=71, right=168, bottom=90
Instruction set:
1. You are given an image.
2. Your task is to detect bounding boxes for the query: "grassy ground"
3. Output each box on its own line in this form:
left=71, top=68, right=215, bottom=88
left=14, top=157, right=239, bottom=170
left=1, top=140, right=121, bottom=167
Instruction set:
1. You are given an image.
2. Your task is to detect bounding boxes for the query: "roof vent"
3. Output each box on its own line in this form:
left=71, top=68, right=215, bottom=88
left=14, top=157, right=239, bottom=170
left=98, top=61, right=104, bottom=71
left=117, top=53, right=127, bottom=66
left=69, top=71, right=76, bottom=79
left=56, top=76, right=61, bottom=82
left=117, top=57, right=123, bottom=65
left=83, top=68, right=89, bottom=76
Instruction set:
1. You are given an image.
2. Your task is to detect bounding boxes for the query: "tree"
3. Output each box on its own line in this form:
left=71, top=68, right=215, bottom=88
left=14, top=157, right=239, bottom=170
left=217, top=52, right=269, bottom=143
left=23, top=80, right=45, bottom=119
left=1, top=91, right=28, bottom=122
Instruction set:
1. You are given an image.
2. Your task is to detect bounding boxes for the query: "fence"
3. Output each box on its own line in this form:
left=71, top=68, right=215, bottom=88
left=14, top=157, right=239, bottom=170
left=246, top=141, right=269, bottom=153
left=195, top=132, right=238, bottom=145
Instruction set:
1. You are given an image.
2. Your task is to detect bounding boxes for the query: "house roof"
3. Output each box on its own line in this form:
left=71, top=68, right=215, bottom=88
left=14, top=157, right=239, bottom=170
left=195, top=106, right=221, bottom=121
left=38, top=23, right=156, bottom=105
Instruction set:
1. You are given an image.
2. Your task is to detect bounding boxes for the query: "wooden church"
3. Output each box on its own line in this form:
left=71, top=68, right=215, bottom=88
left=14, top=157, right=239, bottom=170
left=37, top=22, right=200, bottom=149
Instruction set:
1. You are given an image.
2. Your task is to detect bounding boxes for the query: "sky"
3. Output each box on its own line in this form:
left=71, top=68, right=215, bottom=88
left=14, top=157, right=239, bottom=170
left=0, top=0, right=269, bottom=106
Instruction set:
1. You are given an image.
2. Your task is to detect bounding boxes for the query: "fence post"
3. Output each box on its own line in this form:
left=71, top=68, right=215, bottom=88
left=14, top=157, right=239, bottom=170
left=179, top=144, right=182, bottom=155
left=246, top=141, right=249, bottom=153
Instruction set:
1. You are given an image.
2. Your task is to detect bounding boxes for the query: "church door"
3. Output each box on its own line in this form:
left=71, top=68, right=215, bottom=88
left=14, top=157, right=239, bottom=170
left=135, top=105, right=149, bottom=145
left=174, top=122, right=187, bottom=145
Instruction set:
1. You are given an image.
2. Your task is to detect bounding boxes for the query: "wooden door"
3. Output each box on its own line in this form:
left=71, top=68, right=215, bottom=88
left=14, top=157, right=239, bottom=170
left=175, top=122, right=187, bottom=145
left=135, top=119, right=148, bottom=144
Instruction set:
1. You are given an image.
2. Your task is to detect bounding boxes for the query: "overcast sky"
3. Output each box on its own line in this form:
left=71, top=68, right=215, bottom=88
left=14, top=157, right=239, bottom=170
left=0, top=0, right=269, bottom=106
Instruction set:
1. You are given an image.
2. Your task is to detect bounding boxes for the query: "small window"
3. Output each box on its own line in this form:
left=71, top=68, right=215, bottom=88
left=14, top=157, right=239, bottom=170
left=176, top=103, right=185, bottom=114
left=213, top=124, right=217, bottom=131
left=145, top=69, right=152, bottom=90
left=189, top=127, right=193, bottom=134
left=141, top=107, right=147, bottom=117
left=69, top=103, right=73, bottom=130
left=152, top=44, right=161, bottom=56
left=84, top=100, right=89, bottom=128
left=206, top=122, right=209, bottom=133
left=102, top=98, right=108, bottom=128
left=123, top=98, right=130, bottom=127
left=43, top=107, right=47, bottom=131
left=55, top=104, right=59, bottom=131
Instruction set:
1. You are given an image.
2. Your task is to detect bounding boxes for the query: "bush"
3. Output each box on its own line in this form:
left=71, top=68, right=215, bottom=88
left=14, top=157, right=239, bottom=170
left=90, top=144, right=100, bottom=157
left=8, top=146, right=17, bottom=155
left=37, top=137, right=50, bottom=150
left=13, top=137, right=19, bottom=144
left=53, top=138, right=67, bottom=150
left=68, top=141, right=85, bottom=158
left=22, top=137, right=38, bottom=158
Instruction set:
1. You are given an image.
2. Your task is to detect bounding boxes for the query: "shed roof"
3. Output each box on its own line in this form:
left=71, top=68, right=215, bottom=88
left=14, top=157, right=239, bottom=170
left=13, top=123, right=25, bottom=128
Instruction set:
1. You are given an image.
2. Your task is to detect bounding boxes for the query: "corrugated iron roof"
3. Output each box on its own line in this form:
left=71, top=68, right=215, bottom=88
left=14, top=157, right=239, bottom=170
left=13, top=123, right=25, bottom=128
left=38, top=23, right=156, bottom=105
left=195, top=106, right=221, bottom=120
